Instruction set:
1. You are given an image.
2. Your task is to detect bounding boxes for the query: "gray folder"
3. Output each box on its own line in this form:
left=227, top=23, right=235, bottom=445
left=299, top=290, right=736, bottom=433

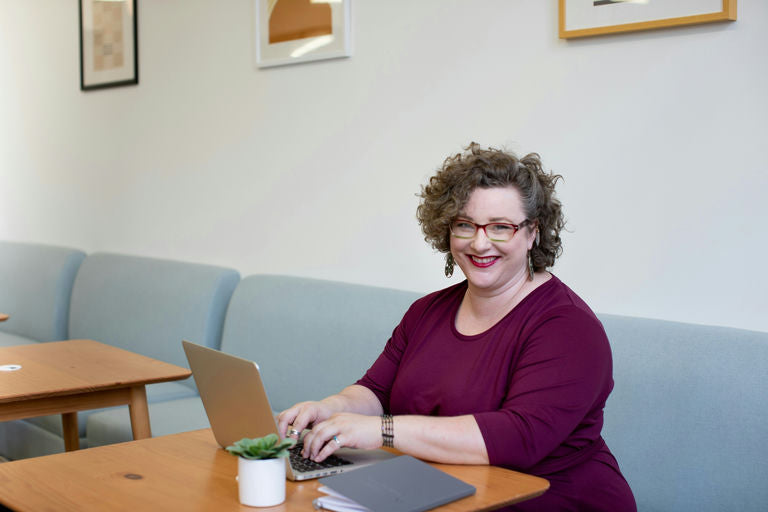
left=318, top=455, right=476, bottom=512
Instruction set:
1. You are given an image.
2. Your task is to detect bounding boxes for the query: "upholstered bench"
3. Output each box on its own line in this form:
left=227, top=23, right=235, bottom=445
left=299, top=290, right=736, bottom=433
left=0, top=241, right=85, bottom=347
left=0, top=251, right=238, bottom=459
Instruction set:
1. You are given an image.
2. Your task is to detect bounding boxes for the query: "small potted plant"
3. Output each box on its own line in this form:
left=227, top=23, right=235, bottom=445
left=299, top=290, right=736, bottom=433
left=226, top=433, right=296, bottom=507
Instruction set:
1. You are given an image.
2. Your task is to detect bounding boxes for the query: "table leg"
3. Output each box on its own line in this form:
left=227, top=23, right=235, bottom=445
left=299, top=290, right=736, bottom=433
left=61, top=412, right=80, bottom=451
left=128, top=385, right=152, bottom=440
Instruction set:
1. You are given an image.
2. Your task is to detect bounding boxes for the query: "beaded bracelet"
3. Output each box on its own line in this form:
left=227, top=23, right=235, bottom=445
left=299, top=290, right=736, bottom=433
left=381, top=414, right=394, bottom=447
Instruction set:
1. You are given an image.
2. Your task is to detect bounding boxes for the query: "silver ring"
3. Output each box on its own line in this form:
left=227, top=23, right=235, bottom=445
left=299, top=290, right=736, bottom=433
left=288, top=428, right=300, bottom=437
left=332, top=435, right=341, bottom=446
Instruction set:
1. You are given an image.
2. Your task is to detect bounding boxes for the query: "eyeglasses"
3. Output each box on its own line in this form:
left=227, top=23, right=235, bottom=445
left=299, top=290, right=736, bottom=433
left=450, top=218, right=530, bottom=242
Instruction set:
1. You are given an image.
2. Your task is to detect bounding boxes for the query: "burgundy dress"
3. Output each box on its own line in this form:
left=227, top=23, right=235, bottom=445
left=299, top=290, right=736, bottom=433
left=357, top=276, right=636, bottom=511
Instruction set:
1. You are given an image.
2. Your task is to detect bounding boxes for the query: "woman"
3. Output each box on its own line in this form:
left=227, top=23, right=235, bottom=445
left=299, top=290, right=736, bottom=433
left=277, top=143, right=636, bottom=511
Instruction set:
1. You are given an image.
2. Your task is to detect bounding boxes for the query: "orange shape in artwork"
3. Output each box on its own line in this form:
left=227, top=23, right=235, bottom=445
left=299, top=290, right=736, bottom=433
left=269, top=0, right=332, bottom=44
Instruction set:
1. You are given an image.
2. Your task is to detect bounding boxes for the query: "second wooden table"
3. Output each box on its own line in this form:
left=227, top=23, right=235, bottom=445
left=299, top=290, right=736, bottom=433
left=0, top=339, right=192, bottom=451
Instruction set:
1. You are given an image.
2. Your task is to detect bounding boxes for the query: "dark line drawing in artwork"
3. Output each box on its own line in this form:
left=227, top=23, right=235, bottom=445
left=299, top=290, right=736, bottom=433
left=594, top=0, right=645, bottom=6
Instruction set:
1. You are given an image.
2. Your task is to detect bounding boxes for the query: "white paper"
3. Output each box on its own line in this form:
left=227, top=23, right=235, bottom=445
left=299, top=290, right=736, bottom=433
left=312, top=486, right=372, bottom=512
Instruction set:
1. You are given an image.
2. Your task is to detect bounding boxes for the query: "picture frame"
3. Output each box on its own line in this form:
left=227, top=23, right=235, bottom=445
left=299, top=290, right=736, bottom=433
left=254, top=0, right=352, bottom=68
left=79, top=0, right=138, bottom=91
left=559, top=0, right=737, bottom=39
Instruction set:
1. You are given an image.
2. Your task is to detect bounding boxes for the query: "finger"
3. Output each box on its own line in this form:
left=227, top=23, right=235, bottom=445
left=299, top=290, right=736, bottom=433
left=300, top=428, right=320, bottom=459
left=313, top=434, right=342, bottom=463
left=292, top=405, right=323, bottom=436
left=303, top=423, right=332, bottom=459
left=276, top=409, right=299, bottom=438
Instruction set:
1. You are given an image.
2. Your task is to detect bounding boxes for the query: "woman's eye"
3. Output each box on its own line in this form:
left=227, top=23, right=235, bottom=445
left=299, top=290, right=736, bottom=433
left=489, top=224, right=513, bottom=234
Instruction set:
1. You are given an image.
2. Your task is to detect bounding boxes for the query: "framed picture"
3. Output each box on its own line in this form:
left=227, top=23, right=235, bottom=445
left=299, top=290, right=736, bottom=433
left=559, top=0, right=737, bottom=39
left=254, top=0, right=352, bottom=68
left=79, top=0, right=138, bottom=90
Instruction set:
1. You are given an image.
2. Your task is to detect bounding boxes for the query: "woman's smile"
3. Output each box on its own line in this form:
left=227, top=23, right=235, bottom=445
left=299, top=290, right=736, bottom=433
left=469, top=255, right=500, bottom=267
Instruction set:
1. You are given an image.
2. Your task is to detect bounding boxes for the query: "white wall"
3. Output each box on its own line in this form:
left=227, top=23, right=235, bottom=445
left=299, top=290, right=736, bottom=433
left=1, top=1, right=767, bottom=332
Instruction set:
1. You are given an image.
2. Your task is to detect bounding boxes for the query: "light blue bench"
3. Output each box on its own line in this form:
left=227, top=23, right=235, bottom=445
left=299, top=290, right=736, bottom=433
left=0, top=241, right=85, bottom=347
left=0, top=251, right=239, bottom=459
left=600, top=315, right=768, bottom=512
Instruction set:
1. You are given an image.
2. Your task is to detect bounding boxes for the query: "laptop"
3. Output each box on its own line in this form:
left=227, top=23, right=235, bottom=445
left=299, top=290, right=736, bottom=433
left=182, top=340, right=395, bottom=481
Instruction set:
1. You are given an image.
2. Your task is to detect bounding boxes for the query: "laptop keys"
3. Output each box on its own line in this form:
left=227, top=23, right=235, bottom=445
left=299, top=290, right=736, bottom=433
left=289, top=442, right=352, bottom=472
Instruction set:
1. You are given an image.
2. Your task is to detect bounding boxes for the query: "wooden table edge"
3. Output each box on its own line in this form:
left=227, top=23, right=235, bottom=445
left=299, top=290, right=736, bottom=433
left=0, top=372, right=192, bottom=404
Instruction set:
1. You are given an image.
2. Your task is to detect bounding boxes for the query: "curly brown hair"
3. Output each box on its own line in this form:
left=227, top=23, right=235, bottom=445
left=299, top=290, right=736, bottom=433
left=417, top=143, right=565, bottom=272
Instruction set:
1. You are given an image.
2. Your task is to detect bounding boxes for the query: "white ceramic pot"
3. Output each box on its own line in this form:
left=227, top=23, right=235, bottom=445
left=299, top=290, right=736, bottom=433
left=236, top=456, right=286, bottom=507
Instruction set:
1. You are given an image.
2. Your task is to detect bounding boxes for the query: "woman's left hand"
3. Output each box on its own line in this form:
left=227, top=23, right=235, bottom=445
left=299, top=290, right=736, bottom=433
left=301, top=412, right=382, bottom=462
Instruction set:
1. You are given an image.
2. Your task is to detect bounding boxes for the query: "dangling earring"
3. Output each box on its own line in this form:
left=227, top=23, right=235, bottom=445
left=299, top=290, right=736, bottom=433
left=535, top=229, right=540, bottom=246
left=444, top=254, right=455, bottom=278
left=528, top=251, right=534, bottom=281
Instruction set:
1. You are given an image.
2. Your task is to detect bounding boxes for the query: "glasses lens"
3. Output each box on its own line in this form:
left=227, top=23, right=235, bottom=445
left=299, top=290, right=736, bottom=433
left=451, top=220, right=476, bottom=238
left=486, top=223, right=515, bottom=242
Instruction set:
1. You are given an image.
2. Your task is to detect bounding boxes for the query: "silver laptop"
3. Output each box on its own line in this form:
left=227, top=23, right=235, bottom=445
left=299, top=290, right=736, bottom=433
left=182, top=340, right=395, bottom=481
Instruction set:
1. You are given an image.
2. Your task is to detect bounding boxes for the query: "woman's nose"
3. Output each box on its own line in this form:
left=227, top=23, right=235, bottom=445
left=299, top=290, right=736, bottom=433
left=470, top=228, right=492, bottom=251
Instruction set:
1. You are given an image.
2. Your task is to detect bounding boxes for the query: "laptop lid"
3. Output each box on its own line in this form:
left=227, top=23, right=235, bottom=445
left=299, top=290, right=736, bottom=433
left=182, top=340, right=278, bottom=448
left=181, top=340, right=395, bottom=481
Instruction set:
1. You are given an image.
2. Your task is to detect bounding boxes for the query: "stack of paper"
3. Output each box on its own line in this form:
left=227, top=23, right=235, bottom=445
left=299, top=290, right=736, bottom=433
left=313, top=486, right=372, bottom=512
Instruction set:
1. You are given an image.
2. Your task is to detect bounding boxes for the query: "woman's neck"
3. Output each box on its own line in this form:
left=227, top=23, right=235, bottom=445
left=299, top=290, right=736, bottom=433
left=457, top=272, right=551, bottom=335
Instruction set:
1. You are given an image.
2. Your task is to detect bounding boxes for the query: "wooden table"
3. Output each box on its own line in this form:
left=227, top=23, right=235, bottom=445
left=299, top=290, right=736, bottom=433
left=0, top=429, right=549, bottom=511
left=0, top=339, right=191, bottom=451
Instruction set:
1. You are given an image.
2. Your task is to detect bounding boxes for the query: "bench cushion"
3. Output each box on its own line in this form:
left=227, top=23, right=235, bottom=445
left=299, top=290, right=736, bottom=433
left=86, top=397, right=210, bottom=448
left=0, top=331, right=38, bottom=348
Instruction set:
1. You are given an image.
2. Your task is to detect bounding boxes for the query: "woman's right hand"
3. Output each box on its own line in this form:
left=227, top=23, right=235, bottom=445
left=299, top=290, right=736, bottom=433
left=277, top=385, right=384, bottom=440
left=277, top=401, right=336, bottom=439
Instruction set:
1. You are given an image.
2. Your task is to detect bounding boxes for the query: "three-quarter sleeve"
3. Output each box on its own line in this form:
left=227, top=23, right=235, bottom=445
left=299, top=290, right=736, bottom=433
left=473, top=306, right=613, bottom=471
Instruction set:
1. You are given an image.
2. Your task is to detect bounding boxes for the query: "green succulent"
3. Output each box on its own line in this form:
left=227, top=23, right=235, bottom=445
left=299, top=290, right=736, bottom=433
left=225, top=433, right=296, bottom=460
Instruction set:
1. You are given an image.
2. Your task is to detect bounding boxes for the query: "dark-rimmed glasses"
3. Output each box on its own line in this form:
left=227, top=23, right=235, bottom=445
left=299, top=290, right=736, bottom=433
left=450, top=219, right=530, bottom=242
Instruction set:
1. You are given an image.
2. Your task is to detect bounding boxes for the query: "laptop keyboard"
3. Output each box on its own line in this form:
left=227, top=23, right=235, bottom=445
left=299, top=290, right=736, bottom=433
left=289, top=441, right=353, bottom=472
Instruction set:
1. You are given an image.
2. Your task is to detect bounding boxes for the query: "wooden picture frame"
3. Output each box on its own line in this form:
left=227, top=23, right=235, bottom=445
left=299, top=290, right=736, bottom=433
left=79, top=0, right=138, bottom=90
left=559, top=0, right=736, bottom=39
left=254, top=0, right=352, bottom=68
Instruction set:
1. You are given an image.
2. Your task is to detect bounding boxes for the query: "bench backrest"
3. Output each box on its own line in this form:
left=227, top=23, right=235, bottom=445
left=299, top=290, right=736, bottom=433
left=68, top=253, right=239, bottom=386
left=220, top=274, right=420, bottom=411
left=600, top=313, right=768, bottom=512
left=0, top=241, right=85, bottom=342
